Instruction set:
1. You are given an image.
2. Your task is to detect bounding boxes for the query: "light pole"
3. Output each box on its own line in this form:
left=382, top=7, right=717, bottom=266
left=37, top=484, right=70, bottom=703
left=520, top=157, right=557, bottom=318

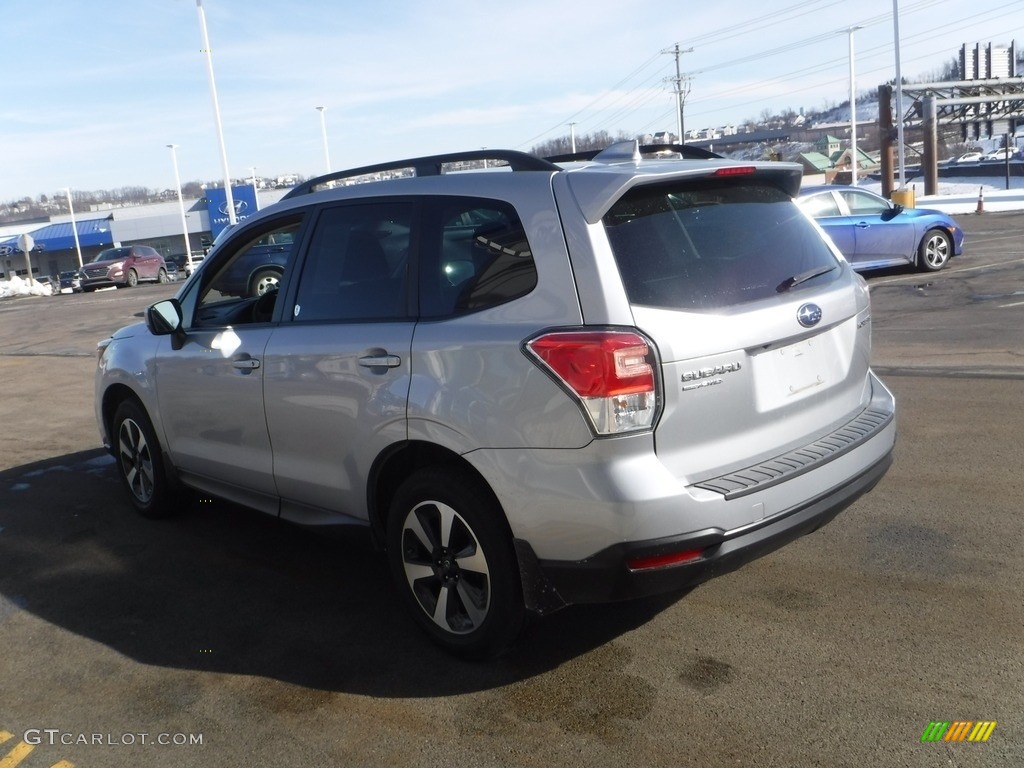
left=64, top=188, right=83, bottom=269
left=250, top=167, right=260, bottom=211
left=196, top=0, right=236, bottom=225
left=167, top=144, right=193, bottom=273
left=892, top=0, right=907, bottom=188
left=568, top=122, right=577, bottom=154
left=316, top=106, right=331, bottom=174
left=847, top=26, right=863, bottom=186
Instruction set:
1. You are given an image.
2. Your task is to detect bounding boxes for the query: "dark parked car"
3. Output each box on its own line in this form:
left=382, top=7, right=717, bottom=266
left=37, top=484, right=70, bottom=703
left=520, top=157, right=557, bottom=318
left=203, top=229, right=296, bottom=297
left=58, top=270, right=82, bottom=293
left=165, top=252, right=205, bottom=278
left=80, top=245, right=169, bottom=291
left=797, top=186, right=964, bottom=272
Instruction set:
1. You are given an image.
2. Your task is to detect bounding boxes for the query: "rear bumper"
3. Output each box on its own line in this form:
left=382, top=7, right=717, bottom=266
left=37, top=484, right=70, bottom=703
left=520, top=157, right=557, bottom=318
left=518, top=437, right=893, bottom=612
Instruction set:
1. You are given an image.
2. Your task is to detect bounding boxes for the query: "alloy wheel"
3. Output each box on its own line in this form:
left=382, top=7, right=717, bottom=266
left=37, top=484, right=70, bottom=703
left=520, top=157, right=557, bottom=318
left=399, top=500, right=491, bottom=635
left=118, top=417, right=155, bottom=504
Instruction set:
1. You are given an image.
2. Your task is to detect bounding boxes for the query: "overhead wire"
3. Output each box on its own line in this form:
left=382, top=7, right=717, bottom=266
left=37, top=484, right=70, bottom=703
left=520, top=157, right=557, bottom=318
left=527, top=0, right=1019, bottom=147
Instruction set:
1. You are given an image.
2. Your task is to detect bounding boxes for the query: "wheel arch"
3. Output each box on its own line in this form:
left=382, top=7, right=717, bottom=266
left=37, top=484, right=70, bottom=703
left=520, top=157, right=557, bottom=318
left=100, top=383, right=181, bottom=490
left=368, top=441, right=561, bottom=617
left=367, top=441, right=501, bottom=546
left=101, top=383, right=144, bottom=450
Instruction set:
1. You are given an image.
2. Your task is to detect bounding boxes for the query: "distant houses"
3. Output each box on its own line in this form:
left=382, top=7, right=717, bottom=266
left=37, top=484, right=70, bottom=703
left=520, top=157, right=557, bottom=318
left=798, top=133, right=880, bottom=181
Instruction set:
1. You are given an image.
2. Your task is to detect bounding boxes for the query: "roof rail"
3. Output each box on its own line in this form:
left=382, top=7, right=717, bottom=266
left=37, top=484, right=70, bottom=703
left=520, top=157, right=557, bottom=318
left=282, top=149, right=559, bottom=200
left=545, top=142, right=722, bottom=164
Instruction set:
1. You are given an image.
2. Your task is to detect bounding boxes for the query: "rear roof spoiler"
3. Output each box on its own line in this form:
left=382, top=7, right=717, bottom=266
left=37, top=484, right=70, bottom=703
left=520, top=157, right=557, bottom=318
left=545, top=142, right=722, bottom=164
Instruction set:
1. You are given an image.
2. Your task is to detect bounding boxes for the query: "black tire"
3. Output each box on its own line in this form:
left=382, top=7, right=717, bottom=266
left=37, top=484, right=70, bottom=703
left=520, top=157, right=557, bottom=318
left=126, top=269, right=139, bottom=287
left=250, top=269, right=281, bottom=297
left=918, top=229, right=952, bottom=272
left=112, top=399, right=177, bottom=519
left=157, top=268, right=169, bottom=284
left=387, top=467, right=525, bottom=659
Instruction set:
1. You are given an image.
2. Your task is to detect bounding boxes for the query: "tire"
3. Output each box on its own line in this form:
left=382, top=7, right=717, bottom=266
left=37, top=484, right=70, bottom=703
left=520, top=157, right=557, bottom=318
left=157, top=268, right=168, bottom=284
left=918, top=229, right=952, bottom=272
left=387, top=467, right=525, bottom=659
left=112, top=399, right=177, bottom=519
left=126, top=269, right=139, bottom=287
left=250, top=269, right=281, bottom=297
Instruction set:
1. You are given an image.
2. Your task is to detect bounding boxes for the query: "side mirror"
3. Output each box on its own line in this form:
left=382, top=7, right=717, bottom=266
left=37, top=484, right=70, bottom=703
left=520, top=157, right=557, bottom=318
left=146, top=299, right=182, bottom=334
left=146, top=299, right=187, bottom=349
left=881, top=204, right=904, bottom=221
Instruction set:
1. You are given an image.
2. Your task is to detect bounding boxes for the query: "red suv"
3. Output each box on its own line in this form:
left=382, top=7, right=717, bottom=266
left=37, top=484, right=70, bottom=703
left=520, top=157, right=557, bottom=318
left=80, top=245, right=169, bottom=291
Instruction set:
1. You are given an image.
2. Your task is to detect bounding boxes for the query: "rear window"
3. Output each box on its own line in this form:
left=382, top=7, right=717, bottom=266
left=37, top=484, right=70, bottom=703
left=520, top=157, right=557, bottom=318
left=603, top=179, right=839, bottom=310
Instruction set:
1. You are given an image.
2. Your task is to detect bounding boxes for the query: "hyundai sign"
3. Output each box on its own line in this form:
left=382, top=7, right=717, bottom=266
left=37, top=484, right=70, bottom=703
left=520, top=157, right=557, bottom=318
left=205, top=185, right=258, bottom=240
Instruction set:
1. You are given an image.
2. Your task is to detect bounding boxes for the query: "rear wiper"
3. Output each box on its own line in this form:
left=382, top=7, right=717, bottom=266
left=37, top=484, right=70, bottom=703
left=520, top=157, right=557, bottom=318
left=776, top=264, right=837, bottom=293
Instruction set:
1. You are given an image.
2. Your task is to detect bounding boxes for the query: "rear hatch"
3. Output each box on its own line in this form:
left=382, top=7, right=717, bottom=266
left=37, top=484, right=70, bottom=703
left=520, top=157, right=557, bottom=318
left=597, top=168, right=875, bottom=524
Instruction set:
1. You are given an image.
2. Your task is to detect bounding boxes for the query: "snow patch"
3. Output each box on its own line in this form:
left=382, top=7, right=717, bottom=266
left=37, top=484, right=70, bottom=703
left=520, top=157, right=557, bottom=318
left=0, top=275, right=53, bottom=299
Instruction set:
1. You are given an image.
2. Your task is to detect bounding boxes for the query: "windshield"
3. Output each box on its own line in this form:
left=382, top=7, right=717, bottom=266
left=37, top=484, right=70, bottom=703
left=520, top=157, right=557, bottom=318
left=90, top=247, right=127, bottom=263
left=603, top=179, right=839, bottom=310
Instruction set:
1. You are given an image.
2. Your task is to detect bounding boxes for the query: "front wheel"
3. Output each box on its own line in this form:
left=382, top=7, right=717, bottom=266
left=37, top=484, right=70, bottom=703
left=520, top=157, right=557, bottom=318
left=387, top=468, right=525, bottom=659
left=112, top=399, right=177, bottom=519
left=918, top=229, right=952, bottom=272
left=125, top=269, right=139, bottom=287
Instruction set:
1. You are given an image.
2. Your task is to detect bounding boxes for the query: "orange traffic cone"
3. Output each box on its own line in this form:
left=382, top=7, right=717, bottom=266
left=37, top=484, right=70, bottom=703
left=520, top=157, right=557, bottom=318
left=976, top=186, right=985, bottom=214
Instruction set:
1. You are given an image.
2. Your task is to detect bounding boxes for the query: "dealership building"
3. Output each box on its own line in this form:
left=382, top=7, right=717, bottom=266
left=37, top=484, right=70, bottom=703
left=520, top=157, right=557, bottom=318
left=0, top=185, right=288, bottom=280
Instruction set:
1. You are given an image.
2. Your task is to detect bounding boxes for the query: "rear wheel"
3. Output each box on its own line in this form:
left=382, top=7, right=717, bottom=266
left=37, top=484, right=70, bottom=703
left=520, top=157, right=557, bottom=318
left=157, top=268, right=169, bottom=284
left=918, top=229, right=952, bottom=272
left=112, top=399, right=177, bottom=518
left=387, top=467, right=525, bottom=659
left=250, top=269, right=280, bottom=297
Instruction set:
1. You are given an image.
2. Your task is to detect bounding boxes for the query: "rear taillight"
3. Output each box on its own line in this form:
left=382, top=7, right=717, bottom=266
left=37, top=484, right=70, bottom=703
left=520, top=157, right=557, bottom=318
left=525, top=330, right=660, bottom=435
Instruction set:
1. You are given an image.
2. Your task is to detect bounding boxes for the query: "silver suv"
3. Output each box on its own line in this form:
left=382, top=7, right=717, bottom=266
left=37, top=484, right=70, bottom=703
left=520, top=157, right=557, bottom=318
left=95, top=143, right=895, bottom=658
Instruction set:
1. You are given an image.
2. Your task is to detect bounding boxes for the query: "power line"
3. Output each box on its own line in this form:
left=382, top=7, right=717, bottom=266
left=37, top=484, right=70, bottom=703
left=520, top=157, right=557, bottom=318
left=522, top=0, right=1022, bottom=149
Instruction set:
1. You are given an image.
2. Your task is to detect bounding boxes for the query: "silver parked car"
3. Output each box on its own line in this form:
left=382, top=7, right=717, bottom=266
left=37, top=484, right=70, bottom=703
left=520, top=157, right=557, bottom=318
left=95, top=143, right=895, bottom=657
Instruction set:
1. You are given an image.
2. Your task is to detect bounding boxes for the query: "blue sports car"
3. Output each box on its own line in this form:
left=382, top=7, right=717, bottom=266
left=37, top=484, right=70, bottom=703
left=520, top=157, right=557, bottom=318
left=797, top=186, right=964, bottom=272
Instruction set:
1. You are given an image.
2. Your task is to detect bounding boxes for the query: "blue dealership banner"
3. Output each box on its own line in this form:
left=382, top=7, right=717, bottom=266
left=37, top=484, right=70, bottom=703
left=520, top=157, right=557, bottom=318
left=205, top=185, right=258, bottom=240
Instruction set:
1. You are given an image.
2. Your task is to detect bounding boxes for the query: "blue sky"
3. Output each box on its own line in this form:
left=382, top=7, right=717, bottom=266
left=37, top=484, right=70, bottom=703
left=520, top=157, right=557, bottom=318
left=1, top=0, right=1020, bottom=200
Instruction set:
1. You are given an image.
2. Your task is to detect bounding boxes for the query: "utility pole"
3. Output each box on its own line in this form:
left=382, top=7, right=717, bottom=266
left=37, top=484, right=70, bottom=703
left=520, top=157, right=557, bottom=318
left=663, top=44, right=694, bottom=142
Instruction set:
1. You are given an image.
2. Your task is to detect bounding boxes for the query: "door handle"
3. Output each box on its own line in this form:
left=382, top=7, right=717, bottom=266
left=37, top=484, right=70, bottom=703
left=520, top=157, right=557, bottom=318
left=232, top=358, right=261, bottom=370
left=359, top=354, right=401, bottom=368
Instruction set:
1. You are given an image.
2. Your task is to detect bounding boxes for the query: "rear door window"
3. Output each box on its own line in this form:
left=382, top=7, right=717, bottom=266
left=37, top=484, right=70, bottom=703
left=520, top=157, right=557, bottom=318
left=419, top=198, right=536, bottom=318
left=603, top=179, right=839, bottom=310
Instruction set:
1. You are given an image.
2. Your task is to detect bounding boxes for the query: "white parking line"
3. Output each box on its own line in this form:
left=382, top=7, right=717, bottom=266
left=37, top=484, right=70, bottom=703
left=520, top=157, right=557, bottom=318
left=868, top=256, right=1024, bottom=287
left=999, top=300, right=1024, bottom=308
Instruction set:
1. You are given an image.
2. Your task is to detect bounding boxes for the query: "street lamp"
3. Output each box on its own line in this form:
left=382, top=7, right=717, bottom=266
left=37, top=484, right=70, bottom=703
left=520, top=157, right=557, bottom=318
left=892, top=0, right=907, bottom=188
left=64, top=187, right=83, bottom=269
left=568, top=122, right=577, bottom=154
left=167, top=144, right=193, bottom=274
left=847, top=26, right=864, bottom=186
left=250, top=167, right=260, bottom=211
left=316, top=106, right=331, bottom=174
left=196, top=0, right=236, bottom=225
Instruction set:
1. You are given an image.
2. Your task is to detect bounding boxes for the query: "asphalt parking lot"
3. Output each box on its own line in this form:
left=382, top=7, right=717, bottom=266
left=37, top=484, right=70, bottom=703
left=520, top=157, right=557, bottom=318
left=1, top=214, right=1022, bottom=767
